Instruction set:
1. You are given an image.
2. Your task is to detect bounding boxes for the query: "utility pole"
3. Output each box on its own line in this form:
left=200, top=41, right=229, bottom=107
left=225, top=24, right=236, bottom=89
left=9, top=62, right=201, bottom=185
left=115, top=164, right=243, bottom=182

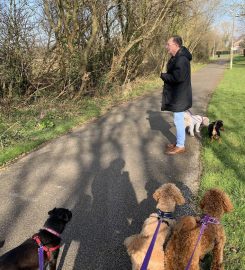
left=229, top=5, right=244, bottom=69
left=212, top=39, right=216, bottom=59
left=230, top=13, right=235, bottom=69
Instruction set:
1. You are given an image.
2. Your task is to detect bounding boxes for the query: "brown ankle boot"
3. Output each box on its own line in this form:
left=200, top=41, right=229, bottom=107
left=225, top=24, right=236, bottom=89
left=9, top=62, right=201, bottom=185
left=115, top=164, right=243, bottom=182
left=165, top=146, right=186, bottom=155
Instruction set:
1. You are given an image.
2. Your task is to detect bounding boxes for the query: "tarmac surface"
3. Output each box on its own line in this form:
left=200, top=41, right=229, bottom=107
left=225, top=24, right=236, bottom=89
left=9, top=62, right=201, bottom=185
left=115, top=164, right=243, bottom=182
left=0, top=60, right=227, bottom=269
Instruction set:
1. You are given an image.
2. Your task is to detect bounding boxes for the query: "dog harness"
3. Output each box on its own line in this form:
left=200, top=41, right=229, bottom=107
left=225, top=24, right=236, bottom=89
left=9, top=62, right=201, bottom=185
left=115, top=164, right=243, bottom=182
left=186, top=109, right=205, bottom=124
left=140, top=210, right=174, bottom=270
left=156, top=208, right=174, bottom=226
left=32, top=228, right=61, bottom=270
left=33, top=235, right=60, bottom=260
left=185, top=215, right=220, bottom=270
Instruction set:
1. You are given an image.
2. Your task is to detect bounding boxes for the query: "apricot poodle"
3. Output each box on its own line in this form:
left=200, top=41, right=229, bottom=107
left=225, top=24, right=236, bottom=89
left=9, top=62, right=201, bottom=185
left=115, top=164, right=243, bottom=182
left=165, top=188, right=233, bottom=270
left=124, top=183, right=185, bottom=270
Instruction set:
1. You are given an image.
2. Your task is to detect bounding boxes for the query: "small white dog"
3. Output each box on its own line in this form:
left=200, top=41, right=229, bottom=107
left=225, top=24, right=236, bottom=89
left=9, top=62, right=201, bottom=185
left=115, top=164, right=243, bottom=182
left=184, top=111, right=209, bottom=136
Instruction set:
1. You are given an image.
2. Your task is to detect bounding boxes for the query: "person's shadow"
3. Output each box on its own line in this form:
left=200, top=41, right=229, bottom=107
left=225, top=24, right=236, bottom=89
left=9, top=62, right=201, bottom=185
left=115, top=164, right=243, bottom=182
left=57, top=162, right=205, bottom=270
left=146, top=110, right=176, bottom=143
left=130, top=179, right=162, bottom=233
left=173, top=181, right=197, bottom=218
left=58, top=157, right=138, bottom=270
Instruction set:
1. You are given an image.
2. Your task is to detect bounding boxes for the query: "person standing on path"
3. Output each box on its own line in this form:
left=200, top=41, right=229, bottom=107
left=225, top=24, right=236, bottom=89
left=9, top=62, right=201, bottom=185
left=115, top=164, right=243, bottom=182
left=160, top=35, right=192, bottom=155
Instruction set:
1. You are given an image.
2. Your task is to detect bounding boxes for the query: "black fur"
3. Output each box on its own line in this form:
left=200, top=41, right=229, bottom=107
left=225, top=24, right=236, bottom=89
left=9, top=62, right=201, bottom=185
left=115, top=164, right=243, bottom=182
left=0, top=208, right=72, bottom=270
left=208, top=120, right=224, bottom=142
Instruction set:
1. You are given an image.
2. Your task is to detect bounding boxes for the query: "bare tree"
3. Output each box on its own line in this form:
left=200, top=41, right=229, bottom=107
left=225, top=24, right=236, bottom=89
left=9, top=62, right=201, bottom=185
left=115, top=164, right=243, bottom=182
left=1, top=0, right=230, bottom=101
left=0, top=0, right=36, bottom=99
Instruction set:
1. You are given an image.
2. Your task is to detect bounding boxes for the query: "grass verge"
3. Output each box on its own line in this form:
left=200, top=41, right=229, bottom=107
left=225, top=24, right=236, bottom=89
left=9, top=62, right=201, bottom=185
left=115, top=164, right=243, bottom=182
left=0, top=75, right=162, bottom=167
left=0, top=62, right=205, bottom=167
left=200, top=55, right=245, bottom=269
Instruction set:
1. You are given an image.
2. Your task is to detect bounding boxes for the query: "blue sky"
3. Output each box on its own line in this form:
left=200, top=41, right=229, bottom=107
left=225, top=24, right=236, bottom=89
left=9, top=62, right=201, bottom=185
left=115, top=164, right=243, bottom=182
left=213, top=0, right=245, bottom=36
left=1, top=0, right=244, bottom=37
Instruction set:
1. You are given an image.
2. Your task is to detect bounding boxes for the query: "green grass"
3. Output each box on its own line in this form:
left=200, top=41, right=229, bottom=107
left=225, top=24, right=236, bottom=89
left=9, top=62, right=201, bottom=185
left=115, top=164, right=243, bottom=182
left=192, top=62, right=206, bottom=72
left=0, top=62, right=206, bottom=167
left=200, top=55, right=245, bottom=269
left=0, top=75, right=163, bottom=166
left=209, top=54, right=231, bottom=61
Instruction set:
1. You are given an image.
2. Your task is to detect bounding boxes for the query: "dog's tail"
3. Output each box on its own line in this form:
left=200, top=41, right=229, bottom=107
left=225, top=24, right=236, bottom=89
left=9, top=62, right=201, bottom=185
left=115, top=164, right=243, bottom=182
left=124, top=234, right=144, bottom=255
left=175, top=216, right=198, bottom=233
left=0, top=240, right=5, bottom=248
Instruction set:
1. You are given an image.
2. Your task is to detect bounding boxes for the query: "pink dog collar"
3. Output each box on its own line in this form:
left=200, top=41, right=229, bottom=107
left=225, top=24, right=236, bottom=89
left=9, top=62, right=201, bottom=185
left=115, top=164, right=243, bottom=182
left=43, top=227, right=61, bottom=238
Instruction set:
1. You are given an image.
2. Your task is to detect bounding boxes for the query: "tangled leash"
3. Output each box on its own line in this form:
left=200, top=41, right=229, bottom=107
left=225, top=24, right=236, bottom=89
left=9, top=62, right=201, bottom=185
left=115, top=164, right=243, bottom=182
left=185, top=215, right=220, bottom=270
left=140, top=209, right=174, bottom=270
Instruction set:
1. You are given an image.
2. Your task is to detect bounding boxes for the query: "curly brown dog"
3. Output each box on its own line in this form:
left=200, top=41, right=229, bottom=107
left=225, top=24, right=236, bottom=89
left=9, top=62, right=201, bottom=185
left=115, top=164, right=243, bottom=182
left=124, top=183, right=185, bottom=270
left=165, top=188, right=233, bottom=270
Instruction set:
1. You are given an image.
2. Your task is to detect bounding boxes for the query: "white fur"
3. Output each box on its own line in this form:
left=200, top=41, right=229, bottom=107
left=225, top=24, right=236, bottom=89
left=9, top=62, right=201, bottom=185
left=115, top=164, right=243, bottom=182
left=184, top=112, right=209, bottom=136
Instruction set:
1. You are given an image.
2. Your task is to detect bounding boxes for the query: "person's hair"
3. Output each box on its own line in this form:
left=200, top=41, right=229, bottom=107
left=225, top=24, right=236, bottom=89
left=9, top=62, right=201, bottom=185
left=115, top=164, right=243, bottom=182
left=171, top=35, right=183, bottom=47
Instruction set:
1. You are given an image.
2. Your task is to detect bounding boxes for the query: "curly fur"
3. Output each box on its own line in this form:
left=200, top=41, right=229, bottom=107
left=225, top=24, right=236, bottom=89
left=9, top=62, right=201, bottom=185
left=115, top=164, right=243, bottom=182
left=165, top=188, right=233, bottom=270
left=124, top=183, right=185, bottom=270
left=184, top=112, right=209, bottom=137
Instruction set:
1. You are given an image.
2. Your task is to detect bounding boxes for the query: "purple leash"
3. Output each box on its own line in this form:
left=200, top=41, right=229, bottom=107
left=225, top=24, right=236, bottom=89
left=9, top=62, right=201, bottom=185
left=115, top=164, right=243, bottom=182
left=140, top=219, right=161, bottom=270
left=140, top=210, right=174, bottom=270
left=185, top=215, right=220, bottom=270
left=38, top=246, right=44, bottom=270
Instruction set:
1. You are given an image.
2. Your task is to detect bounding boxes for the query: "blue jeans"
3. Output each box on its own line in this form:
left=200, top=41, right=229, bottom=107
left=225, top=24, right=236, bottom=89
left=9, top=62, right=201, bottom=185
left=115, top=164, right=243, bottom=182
left=174, top=112, right=185, bottom=147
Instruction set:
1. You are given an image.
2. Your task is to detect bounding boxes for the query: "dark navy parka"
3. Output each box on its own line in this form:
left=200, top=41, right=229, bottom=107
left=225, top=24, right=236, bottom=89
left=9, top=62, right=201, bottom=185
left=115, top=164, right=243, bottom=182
left=160, top=46, right=192, bottom=112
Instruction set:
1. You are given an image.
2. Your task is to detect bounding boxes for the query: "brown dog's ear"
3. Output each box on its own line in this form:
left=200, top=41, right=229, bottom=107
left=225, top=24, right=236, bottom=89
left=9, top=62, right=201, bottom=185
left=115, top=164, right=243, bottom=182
left=153, top=188, right=161, bottom=202
left=170, top=185, right=185, bottom=205
left=222, top=192, right=234, bottom=213
left=174, top=190, right=185, bottom=206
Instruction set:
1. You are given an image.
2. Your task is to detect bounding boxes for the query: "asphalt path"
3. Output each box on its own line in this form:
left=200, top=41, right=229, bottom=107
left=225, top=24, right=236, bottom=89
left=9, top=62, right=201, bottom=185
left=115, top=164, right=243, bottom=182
left=0, top=60, right=227, bottom=269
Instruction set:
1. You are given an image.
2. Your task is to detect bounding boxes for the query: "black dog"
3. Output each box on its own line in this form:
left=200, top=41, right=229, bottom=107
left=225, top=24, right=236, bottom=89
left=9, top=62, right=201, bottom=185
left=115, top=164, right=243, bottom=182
left=0, top=208, right=72, bottom=270
left=208, top=120, right=224, bottom=143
